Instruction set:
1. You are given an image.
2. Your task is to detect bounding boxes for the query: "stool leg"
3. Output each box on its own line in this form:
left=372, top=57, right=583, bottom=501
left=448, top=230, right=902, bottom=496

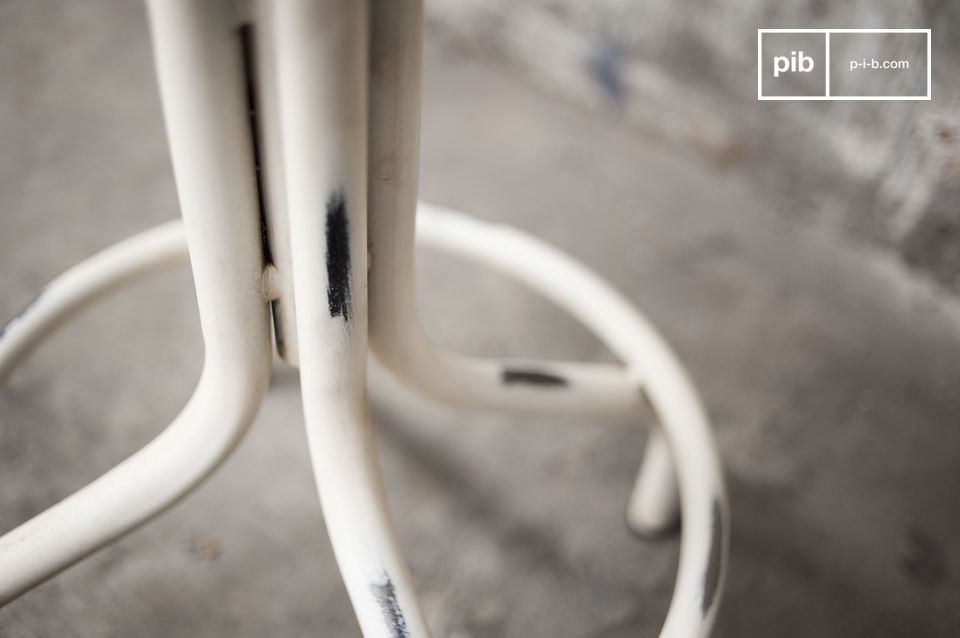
left=368, top=0, right=680, bottom=538
left=415, top=204, right=728, bottom=636
left=366, top=1, right=725, bottom=630
left=271, top=2, right=431, bottom=636
left=0, top=221, right=186, bottom=384
left=627, top=430, right=681, bottom=538
left=0, top=0, right=274, bottom=604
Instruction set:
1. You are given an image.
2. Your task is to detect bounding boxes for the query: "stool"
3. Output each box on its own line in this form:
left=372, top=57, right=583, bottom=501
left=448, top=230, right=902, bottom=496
left=0, top=1, right=728, bottom=636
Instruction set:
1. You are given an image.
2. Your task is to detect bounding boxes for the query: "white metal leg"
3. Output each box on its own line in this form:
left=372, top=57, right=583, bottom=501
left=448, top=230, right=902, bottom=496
left=271, top=1, right=430, bottom=636
left=629, top=431, right=682, bottom=536
left=0, top=0, right=728, bottom=635
left=367, top=0, right=680, bottom=539
left=0, top=0, right=274, bottom=604
left=416, top=204, right=728, bottom=636
left=0, top=221, right=186, bottom=384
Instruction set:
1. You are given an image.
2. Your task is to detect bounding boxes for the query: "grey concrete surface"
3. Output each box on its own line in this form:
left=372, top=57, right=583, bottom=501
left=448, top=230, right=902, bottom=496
left=1, top=2, right=959, bottom=637
left=427, top=0, right=960, bottom=294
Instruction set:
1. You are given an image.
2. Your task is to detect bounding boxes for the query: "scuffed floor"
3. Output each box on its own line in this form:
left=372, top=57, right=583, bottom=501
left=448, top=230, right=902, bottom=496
left=0, top=2, right=958, bottom=636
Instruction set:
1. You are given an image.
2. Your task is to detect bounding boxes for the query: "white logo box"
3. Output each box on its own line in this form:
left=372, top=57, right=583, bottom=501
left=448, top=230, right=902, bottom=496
left=757, top=29, right=931, bottom=101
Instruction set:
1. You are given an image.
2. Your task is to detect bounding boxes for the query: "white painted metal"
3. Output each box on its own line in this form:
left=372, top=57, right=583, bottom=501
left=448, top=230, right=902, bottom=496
left=629, top=431, right=682, bottom=537
left=270, top=1, right=431, bottom=637
left=367, top=0, right=680, bottom=539
left=0, top=0, right=273, bottom=604
left=0, top=202, right=726, bottom=634
left=416, top=203, right=729, bottom=636
left=0, top=221, right=187, bottom=384
left=247, top=0, right=301, bottom=366
left=0, top=0, right=728, bottom=634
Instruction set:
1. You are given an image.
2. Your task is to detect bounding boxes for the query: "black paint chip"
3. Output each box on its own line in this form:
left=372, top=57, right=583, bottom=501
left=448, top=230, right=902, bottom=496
left=371, top=573, right=411, bottom=638
left=325, top=190, right=352, bottom=320
left=501, top=368, right=568, bottom=387
left=702, top=498, right=724, bottom=615
left=0, top=288, right=44, bottom=341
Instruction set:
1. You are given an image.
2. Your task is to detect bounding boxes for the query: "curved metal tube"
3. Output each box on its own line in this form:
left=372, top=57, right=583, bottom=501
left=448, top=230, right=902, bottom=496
left=368, top=3, right=726, bottom=632
left=417, top=204, right=729, bottom=636
left=1, top=197, right=727, bottom=631
left=367, top=0, right=679, bottom=540
left=0, top=0, right=273, bottom=606
left=0, top=219, right=268, bottom=604
left=270, top=1, right=432, bottom=637
left=0, top=1, right=725, bottom=631
left=0, top=203, right=726, bottom=633
left=0, top=221, right=186, bottom=384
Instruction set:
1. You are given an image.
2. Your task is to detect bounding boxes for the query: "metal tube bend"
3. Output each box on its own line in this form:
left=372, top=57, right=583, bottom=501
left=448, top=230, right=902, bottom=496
left=0, top=222, right=271, bottom=605
left=416, top=203, right=728, bottom=636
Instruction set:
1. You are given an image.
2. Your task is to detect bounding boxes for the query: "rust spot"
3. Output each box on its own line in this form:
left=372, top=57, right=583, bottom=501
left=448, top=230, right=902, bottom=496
left=189, top=535, right=222, bottom=562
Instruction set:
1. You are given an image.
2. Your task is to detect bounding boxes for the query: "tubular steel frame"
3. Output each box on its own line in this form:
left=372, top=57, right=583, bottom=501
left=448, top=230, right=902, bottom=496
left=0, top=1, right=729, bottom=636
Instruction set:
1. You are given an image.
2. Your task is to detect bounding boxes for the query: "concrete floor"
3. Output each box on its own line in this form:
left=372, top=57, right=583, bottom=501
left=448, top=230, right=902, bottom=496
left=1, top=2, right=959, bottom=636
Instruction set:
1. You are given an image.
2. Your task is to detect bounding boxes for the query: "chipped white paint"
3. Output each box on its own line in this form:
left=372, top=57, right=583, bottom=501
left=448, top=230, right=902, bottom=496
left=0, top=0, right=273, bottom=603
left=0, top=0, right=728, bottom=635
